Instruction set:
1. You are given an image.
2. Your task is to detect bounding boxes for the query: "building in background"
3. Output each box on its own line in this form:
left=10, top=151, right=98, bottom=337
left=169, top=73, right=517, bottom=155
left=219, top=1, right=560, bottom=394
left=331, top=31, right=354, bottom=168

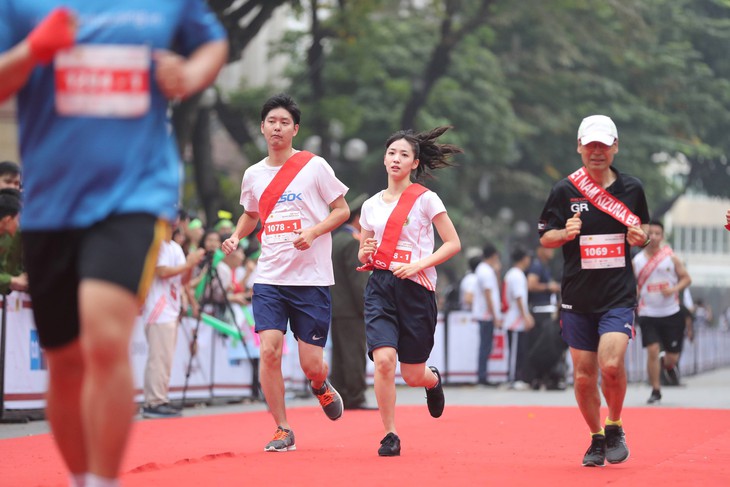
left=664, top=194, right=730, bottom=323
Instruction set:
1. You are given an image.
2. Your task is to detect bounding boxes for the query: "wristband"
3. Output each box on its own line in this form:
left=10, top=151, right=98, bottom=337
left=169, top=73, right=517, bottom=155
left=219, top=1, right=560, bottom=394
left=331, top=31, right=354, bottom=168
left=640, top=236, right=651, bottom=248
left=27, top=8, right=75, bottom=64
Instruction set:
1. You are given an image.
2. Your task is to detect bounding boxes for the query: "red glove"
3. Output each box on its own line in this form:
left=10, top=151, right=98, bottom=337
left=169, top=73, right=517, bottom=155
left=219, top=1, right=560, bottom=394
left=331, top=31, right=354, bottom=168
left=27, top=7, right=75, bottom=64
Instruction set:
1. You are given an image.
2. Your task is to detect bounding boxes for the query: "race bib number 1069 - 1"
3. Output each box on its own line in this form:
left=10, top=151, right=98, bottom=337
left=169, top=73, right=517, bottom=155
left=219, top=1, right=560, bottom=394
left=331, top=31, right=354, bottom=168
left=579, top=233, right=626, bottom=269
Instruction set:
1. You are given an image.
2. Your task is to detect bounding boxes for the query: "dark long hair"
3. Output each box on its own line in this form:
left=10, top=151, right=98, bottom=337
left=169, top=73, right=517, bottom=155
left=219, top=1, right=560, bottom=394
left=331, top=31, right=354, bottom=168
left=385, top=126, right=462, bottom=180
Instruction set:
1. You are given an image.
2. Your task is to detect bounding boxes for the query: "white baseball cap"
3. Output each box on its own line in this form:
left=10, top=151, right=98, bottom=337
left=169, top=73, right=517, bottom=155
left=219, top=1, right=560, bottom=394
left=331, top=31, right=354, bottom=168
left=577, top=115, right=618, bottom=146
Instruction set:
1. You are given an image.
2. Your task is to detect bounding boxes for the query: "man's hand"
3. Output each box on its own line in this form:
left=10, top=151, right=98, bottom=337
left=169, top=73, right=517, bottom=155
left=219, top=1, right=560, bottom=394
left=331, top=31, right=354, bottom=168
left=187, top=248, right=205, bottom=267
left=10, top=273, right=28, bottom=292
left=27, top=8, right=75, bottom=64
left=154, top=50, right=188, bottom=100
left=626, top=225, right=648, bottom=247
left=564, top=212, right=582, bottom=241
left=293, top=228, right=317, bottom=251
left=221, top=235, right=240, bottom=255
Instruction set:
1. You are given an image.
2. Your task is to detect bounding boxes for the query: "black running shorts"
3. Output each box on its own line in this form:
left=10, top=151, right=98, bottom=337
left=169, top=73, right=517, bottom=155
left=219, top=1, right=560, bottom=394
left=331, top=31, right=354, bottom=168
left=22, top=213, right=165, bottom=349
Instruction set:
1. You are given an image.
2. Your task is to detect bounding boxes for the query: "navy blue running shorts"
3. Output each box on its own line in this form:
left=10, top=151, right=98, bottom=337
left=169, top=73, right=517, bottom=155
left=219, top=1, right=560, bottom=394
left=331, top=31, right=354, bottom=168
left=251, top=283, right=331, bottom=347
left=364, top=269, right=437, bottom=364
left=22, top=213, right=165, bottom=349
left=560, top=307, right=635, bottom=352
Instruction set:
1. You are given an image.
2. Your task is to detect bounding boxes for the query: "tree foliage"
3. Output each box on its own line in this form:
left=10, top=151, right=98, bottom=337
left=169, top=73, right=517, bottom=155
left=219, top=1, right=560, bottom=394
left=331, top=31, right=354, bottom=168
left=212, top=0, right=730, bottom=255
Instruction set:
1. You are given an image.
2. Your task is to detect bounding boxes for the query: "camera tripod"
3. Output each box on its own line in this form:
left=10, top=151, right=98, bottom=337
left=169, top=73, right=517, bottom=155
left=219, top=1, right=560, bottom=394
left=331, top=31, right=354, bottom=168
left=180, top=253, right=260, bottom=406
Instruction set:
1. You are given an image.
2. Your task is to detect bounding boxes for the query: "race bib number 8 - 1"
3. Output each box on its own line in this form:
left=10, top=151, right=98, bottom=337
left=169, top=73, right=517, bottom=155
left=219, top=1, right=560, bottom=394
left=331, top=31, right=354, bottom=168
left=579, top=233, right=625, bottom=269
left=55, top=45, right=151, bottom=118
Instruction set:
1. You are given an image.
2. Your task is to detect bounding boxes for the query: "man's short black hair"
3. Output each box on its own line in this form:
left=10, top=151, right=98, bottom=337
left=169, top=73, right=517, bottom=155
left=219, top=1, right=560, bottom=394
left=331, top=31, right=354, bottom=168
left=482, top=242, right=498, bottom=259
left=260, top=93, right=301, bottom=125
left=468, top=255, right=482, bottom=272
left=511, top=245, right=530, bottom=264
left=648, top=220, right=664, bottom=231
left=0, top=160, right=20, bottom=177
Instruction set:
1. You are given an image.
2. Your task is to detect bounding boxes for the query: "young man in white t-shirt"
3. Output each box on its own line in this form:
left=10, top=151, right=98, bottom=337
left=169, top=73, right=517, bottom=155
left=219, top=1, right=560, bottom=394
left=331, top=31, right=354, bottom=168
left=502, top=246, right=535, bottom=388
left=473, top=243, right=502, bottom=385
left=222, top=94, right=350, bottom=452
left=141, top=221, right=204, bottom=418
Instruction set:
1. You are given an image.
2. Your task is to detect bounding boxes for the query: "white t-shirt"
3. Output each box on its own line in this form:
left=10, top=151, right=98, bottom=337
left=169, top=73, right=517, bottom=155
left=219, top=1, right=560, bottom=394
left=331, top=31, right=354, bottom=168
left=633, top=250, right=680, bottom=317
left=142, top=240, right=186, bottom=324
left=472, top=261, right=501, bottom=321
left=359, top=189, right=446, bottom=291
left=503, top=266, right=529, bottom=331
left=459, top=272, right=477, bottom=311
left=239, top=153, right=348, bottom=286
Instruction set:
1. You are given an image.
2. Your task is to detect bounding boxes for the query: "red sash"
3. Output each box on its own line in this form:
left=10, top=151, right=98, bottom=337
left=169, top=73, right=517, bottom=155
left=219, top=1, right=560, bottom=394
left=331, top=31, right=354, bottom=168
left=256, top=151, right=314, bottom=242
left=567, top=167, right=642, bottom=227
left=636, top=245, right=674, bottom=292
left=357, top=184, right=428, bottom=272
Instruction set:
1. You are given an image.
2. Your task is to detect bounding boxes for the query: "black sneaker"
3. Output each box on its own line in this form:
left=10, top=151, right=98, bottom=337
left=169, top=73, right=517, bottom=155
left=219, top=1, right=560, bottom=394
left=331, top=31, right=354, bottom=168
left=264, top=426, right=296, bottom=452
left=665, top=366, right=681, bottom=386
left=312, top=379, right=343, bottom=421
left=425, top=366, right=445, bottom=418
left=605, top=425, right=630, bottom=464
left=647, top=389, right=662, bottom=404
left=378, top=432, right=401, bottom=457
left=582, top=434, right=606, bottom=467
left=141, top=403, right=182, bottom=419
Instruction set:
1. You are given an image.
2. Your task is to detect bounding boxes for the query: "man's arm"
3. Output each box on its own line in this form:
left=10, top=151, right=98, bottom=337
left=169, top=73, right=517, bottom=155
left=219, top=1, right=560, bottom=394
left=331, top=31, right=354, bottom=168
left=222, top=211, right=259, bottom=255
left=293, top=195, right=350, bottom=250
left=0, top=8, right=75, bottom=102
left=156, top=248, right=205, bottom=282
left=664, top=255, right=692, bottom=297
left=515, top=295, right=535, bottom=330
left=527, top=273, right=560, bottom=294
left=540, top=212, right=582, bottom=248
left=154, top=40, right=228, bottom=100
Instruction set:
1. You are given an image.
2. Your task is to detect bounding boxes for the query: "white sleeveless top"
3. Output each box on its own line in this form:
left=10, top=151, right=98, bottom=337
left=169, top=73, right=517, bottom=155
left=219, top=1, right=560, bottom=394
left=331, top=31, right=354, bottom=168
left=633, top=250, right=680, bottom=317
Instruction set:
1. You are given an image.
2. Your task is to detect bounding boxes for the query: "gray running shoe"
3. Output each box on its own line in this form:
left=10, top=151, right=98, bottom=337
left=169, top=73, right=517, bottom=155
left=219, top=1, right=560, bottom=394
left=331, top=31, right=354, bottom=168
left=141, top=403, right=182, bottom=419
left=264, top=426, right=296, bottom=452
left=312, top=379, right=343, bottom=421
left=582, top=434, right=606, bottom=467
left=605, top=425, right=630, bottom=464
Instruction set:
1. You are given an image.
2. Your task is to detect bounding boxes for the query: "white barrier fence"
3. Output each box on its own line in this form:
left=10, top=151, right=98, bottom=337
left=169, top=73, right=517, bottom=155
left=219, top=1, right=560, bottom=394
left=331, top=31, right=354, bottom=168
left=3, top=295, right=729, bottom=411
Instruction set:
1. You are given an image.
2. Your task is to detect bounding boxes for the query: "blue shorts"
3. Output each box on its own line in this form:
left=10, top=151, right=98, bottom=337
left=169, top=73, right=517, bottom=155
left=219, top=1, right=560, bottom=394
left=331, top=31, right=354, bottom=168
left=251, top=284, right=331, bottom=347
left=364, top=270, right=437, bottom=364
left=560, top=308, right=635, bottom=352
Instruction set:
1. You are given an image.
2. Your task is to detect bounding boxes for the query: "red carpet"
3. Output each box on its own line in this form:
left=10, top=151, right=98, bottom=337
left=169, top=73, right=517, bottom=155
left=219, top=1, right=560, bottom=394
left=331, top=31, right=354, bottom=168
left=2, top=405, right=729, bottom=486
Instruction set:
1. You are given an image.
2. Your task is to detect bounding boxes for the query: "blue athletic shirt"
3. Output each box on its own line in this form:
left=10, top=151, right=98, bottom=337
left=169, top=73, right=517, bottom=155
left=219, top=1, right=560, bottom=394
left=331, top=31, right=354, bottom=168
left=0, top=0, right=225, bottom=230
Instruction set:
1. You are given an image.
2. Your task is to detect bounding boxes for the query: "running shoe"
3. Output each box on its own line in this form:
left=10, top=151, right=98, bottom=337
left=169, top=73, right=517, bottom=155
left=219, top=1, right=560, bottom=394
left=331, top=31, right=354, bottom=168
left=582, top=434, right=606, bottom=467
left=647, top=389, right=662, bottom=404
left=312, top=379, right=343, bottom=421
left=264, top=426, right=296, bottom=452
left=425, top=366, right=445, bottom=418
left=665, top=366, right=681, bottom=386
left=605, top=425, right=630, bottom=464
left=141, top=403, right=182, bottom=419
left=378, top=432, right=401, bottom=457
